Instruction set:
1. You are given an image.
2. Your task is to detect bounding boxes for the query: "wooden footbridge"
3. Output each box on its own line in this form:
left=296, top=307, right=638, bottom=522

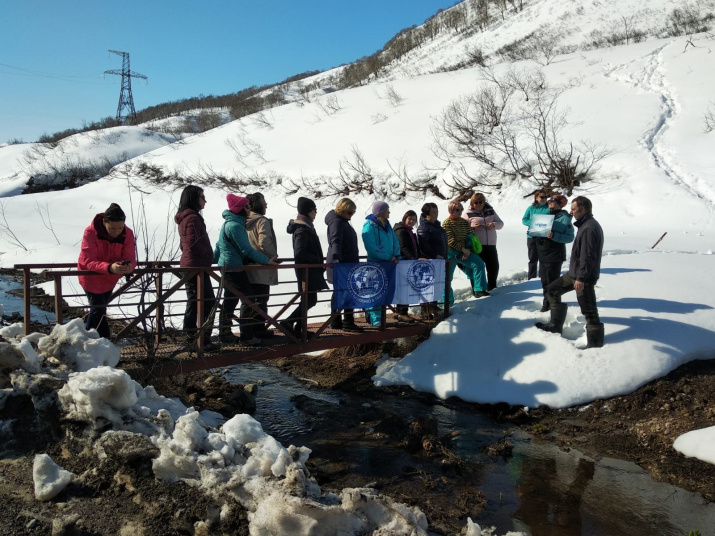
left=14, top=261, right=451, bottom=378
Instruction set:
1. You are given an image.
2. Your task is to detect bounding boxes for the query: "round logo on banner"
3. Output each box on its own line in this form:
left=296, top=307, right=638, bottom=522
left=407, top=260, right=436, bottom=291
left=348, top=263, right=388, bottom=303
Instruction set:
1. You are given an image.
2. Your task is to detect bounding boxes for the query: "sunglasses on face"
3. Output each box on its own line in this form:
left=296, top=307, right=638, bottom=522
left=538, top=195, right=547, bottom=199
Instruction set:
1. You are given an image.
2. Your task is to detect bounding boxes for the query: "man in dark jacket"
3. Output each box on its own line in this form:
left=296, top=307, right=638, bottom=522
left=536, top=196, right=605, bottom=348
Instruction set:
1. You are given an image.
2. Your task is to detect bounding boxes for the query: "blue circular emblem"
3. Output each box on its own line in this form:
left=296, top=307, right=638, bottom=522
left=347, top=263, right=388, bottom=303
left=407, top=261, right=435, bottom=292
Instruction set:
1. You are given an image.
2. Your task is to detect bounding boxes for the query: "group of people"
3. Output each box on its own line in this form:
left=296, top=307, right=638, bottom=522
left=522, top=190, right=604, bottom=348
left=77, top=186, right=604, bottom=350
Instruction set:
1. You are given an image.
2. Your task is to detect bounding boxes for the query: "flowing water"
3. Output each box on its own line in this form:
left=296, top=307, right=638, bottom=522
left=224, top=362, right=715, bottom=536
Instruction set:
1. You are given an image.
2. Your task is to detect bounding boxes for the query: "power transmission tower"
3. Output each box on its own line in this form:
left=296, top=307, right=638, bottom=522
left=103, top=50, right=147, bottom=124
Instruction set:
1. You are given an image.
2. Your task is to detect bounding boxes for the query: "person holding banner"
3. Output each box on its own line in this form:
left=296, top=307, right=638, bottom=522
left=534, top=195, right=574, bottom=312
left=362, top=201, right=401, bottom=325
left=522, top=190, right=551, bottom=279
left=416, top=202, right=447, bottom=320
left=393, top=210, right=421, bottom=322
left=442, top=200, right=489, bottom=304
left=325, top=198, right=363, bottom=332
left=465, top=192, right=504, bottom=291
left=282, top=197, right=329, bottom=338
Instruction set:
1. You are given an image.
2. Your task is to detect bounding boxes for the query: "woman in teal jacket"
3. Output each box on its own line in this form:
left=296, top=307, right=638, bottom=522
left=214, top=194, right=275, bottom=345
left=362, top=201, right=401, bottom=262
left=522, top=190, right=551, bottom=279
left=361, top=201, right=401, bottom=325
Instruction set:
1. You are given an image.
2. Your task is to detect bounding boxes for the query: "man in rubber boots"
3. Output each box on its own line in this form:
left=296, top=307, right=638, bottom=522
left=536, top=196, right=605, bottom=348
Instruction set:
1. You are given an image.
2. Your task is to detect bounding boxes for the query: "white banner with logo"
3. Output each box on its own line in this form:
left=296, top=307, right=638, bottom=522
left=393, top=259, right=446, bottom=304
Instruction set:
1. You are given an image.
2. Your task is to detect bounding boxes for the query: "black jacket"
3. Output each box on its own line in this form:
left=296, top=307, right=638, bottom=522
left=393, top=222, right=420, bottom=260
left=324, top=209, right=359, bottom=283
left=569, top=213, right=603, bottom=284
left=416, top=216, right=448, bottom=259
left=287, top=219, right=329, bottom=291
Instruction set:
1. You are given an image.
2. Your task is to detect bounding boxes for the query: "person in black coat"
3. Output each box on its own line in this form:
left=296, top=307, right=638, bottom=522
left=325, top=198, right=363, bottom=332
left=537, top=196, right=605, bottom=348
left=282, top=196, right=328, bottom=338
left=416, top=202, right=447, bottom=320
left=393, top=210, right=420, bottom=322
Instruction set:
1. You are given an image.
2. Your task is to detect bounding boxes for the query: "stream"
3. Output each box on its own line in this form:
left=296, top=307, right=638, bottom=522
left=1, top=276, right=713, bottom=535
left=223, top=362, right=715, bottom=536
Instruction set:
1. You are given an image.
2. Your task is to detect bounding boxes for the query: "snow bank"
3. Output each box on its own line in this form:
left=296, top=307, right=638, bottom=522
left=673, top=427, right=715, bottom=465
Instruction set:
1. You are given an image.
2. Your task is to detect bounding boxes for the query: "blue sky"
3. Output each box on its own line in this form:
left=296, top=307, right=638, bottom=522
left=0, top=0, right=457, bottom=143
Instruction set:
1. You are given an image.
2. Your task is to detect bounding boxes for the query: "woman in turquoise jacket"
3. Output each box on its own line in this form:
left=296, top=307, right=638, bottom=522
left=362, top=201, right=401, bottom=262
left=213, top=194, right=275, bottom=345
left=522, top=190, right=551, bottom=279
left=361, top=201, right=401, bottom=324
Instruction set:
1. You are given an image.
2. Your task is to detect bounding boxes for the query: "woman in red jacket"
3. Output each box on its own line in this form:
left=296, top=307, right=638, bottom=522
left=77, top=203, right=136, bottom=339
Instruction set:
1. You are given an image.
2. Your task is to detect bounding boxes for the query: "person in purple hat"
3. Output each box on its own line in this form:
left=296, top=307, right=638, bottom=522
left=214, top=193, right=277, bottom=346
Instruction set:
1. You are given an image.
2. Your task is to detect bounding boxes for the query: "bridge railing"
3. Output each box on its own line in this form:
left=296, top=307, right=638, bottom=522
left=14, top=259, right=452, bottom=349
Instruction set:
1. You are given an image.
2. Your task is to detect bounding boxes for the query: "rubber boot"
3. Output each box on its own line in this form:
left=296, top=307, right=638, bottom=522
left=586, top=323, right=605, bottom=348
left=535, top=303, right=568, bottom=334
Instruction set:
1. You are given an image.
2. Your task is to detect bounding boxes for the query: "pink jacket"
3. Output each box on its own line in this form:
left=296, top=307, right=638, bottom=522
left=78, top=214, right=136, bottom=294
left=463, top=203, right=504, bottom=247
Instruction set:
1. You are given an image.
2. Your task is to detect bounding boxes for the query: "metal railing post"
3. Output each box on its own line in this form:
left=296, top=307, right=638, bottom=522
left=53, top=274, right=63, bottom=326
left=155, top=270, right=164, bottom=348
left=196, top=269, right=204, bottom=348
left=22, top=267, right=31, bottom=336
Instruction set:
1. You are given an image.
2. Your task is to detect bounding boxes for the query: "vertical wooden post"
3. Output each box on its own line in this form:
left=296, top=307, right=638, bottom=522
left=22, top=267, right=31, bottom=336
left=53, top=275, right=63, bottom=326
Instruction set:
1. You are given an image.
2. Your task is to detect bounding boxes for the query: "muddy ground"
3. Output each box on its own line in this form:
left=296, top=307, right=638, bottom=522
left=1, top=334, right=714, bottom=535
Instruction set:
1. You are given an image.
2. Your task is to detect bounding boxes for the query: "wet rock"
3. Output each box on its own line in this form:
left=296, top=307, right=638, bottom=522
left=227, top=384, right=257, bottom=413
left=94, top=430, right=159, bottom=463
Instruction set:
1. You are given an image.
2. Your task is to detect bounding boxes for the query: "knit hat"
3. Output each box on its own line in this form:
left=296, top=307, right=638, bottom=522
left=226, top=193, right=250, bottom=214
left=371, top=200, right=390, bottom=216
left=297, top=196, right=317, bottom=216
left=549, top=194, right=568, bottom=208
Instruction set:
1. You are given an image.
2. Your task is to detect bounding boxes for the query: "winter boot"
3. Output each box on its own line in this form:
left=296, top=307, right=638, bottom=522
left=540, top=298, right=550, bottom=313
left=535, top=303, right=568, bottom=334
left=585, top=322, right=605, bottom=348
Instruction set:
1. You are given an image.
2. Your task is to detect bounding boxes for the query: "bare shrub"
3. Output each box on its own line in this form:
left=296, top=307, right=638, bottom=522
left=0, top=201, right=28, bottom=251
left=705, top=103, right=715, bottom=133
left=431, top=67, right=609, bottom=195
left=666, top=4, right=713, bottom=36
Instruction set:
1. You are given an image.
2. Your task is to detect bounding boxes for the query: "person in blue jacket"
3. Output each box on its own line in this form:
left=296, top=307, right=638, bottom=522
left=522, top=190, right=551, bottom=279
left=214, top=194, right=277, bottom=345
left=361, top=200, right=401, bottom=325
left=534, top=195, right=574, bottom=312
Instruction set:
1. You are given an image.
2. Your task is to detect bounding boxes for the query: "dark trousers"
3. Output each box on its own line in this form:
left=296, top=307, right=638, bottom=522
left=330, top=295, right=355, bottom=323
left=539, top=262, right=563, bottom=306
left=479, top=244, right=500, bottom=290
left=527, top=237, right=539, bottom=280
left=286, top=287, right=318, bottom=333
left=220, top=271, right=259, bottom=339
left=183, top=272, right=217, bottom=339
left=85, top=290, right=112, bottom=339
left=545, top=273, right=600, bottom=324
left=250, top=283, right=270, bottom=330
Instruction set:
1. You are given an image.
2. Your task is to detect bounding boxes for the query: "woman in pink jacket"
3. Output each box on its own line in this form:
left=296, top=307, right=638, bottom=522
left=464, top=192, right=504, bottom=291
left=77, top=203, right=136, bottom=338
